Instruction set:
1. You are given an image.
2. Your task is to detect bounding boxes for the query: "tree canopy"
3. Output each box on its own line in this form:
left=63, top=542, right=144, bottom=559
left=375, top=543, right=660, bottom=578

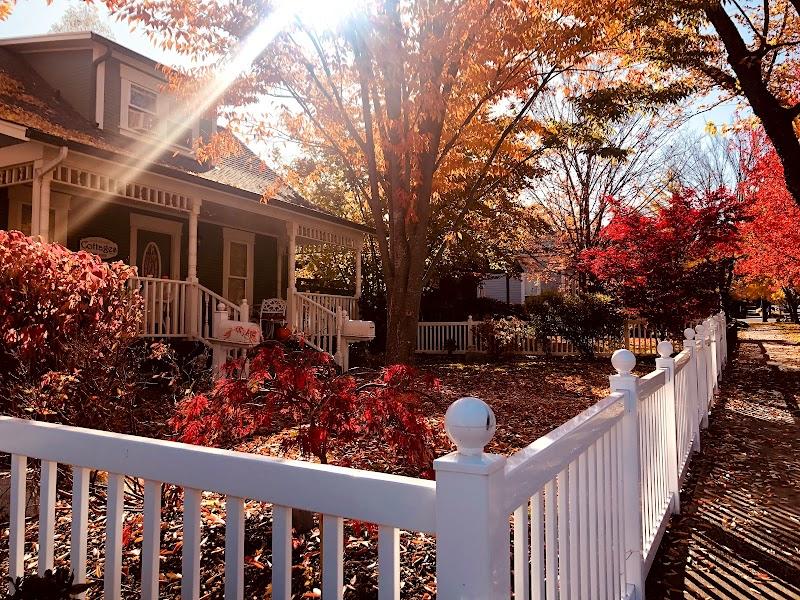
left=99, top=0, right=639, bottom=360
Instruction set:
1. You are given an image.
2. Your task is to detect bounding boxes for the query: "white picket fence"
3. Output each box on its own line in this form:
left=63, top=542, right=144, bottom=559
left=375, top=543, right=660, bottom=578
left=0, top=313, right=727, bottom=599
left=417, top=317, right=695, bottom=356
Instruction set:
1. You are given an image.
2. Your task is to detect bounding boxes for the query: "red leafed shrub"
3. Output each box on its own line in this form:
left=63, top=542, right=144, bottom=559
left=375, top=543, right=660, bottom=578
left=0, top=231, right=148, bottom=431
left=580, top=190, right=742, bottom=337
left=171, top=341, right=438, bottom=475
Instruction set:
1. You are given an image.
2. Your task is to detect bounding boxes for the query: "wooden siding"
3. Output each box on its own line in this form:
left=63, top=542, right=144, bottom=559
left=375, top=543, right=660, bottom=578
left=196, top=221, right=224, bottom=296
left=254, top=234, right=278, bottom=304
left=25, top=50, right=95, bottom=123
left=103, top=58, right=121, bottom=134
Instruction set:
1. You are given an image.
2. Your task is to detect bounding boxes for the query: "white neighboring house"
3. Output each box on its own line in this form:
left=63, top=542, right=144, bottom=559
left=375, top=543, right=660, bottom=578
left=477, top=255, right=569, bottom=305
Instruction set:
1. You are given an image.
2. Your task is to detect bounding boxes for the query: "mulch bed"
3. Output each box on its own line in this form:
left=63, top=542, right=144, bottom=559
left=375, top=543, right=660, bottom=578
left=0, top=354, right=628, bottom=599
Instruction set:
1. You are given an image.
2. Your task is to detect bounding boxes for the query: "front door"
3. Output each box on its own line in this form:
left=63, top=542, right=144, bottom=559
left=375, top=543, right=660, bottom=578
left=130, top=214, right=182, bottom=280
left=136, top=230, right=172, bottom=279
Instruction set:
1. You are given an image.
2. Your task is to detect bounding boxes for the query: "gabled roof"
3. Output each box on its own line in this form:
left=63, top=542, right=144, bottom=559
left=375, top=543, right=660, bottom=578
left=0, top=34, right=370, bottom=234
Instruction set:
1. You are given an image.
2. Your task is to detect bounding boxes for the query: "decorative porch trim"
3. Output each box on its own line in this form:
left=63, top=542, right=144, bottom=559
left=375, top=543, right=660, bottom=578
left=52, top=164, right=192, bottom=212
left=0, top=162, right=34, bottom=188
left=129, top=213, right=183, bottom=280
left=296, top=222, right=362, bottom=250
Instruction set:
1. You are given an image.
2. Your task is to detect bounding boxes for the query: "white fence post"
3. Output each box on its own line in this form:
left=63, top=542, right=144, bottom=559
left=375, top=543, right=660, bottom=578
left=609, top=349, right=645, bottom=600
left=694, top=324, right=709, bottom=429
left=655, top=341, right=681, bottom=515
left=434, top=397, right=509, bottom=599
left=466, top=315, right=474, bottom=351
left=684, top=328, right=701, bottom=453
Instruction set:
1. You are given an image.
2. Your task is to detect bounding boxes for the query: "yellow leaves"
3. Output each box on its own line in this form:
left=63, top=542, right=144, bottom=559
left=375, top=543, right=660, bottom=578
left=0, top=1, right=14, bottom=21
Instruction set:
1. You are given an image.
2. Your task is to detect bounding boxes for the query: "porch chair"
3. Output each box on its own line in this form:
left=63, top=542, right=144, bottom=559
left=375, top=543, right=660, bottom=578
left=260, top=298, right=287, bottom=339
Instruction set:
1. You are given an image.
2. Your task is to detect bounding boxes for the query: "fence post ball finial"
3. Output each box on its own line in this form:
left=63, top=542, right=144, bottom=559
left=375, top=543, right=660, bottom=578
left=657, top=340, right=674, bottom=358
left=444, top=397, right=496, bottom=456
left=695, top=324, right=706, bottom=337
left=684, top=328, right=696, bottom=340
left=611, top=348, right=636, bottom=375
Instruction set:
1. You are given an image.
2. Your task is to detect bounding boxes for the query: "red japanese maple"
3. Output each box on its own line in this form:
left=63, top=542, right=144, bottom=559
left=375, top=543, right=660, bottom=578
left=171, top=342, right=437, bottom=475
left=736, top=130, right=800, bottom=320
left=580, top=190, right=741, bottom=336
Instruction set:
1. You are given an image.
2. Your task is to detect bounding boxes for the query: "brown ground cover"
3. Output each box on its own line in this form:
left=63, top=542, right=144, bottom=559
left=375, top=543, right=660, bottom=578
left=2, top=353, right=627, bottom=598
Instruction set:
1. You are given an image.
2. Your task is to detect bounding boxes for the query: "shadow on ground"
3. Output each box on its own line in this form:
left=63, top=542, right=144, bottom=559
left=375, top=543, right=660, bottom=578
left=646, top=324, right=800, bottom=599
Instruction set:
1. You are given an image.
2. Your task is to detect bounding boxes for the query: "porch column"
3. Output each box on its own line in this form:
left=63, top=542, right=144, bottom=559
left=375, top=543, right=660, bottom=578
left=354, top=243, right=362, bottom=300
left=186, top=198, right=201, bottom=337
left=31, top=147, right=67, bottom=242
left=187, top=199, right=201, bottom=282
left=30, top=159, right=45, bottom=239
left=37, top=173, right=53, bottom=243
left=286, top=222, right=297, bottom=324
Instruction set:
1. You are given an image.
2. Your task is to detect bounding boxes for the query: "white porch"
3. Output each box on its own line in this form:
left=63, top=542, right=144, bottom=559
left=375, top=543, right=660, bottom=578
left=0, top=140, right=367, bottom=363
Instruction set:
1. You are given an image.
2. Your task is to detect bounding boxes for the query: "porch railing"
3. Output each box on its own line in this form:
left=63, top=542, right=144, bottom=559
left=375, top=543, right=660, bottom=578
left=0, top=313, right=727, bottom=599
left=302, top=292, right=358, bottom=319
left=130, top=277, right=242, bottom=342
left=291, top=291, right=338, bottom=356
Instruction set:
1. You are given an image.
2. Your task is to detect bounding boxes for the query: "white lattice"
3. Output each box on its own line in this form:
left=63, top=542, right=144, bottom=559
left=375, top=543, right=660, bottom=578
left=52, top=165, right=191, bottom=211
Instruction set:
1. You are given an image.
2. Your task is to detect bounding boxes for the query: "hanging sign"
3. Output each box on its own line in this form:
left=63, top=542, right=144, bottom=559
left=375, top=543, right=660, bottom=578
left=80, top=237, right=118, bottom=259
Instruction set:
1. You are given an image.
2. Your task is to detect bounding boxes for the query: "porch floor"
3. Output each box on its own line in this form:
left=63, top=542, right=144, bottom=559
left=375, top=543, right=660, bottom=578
left=646, top=323, right=800, bottom=599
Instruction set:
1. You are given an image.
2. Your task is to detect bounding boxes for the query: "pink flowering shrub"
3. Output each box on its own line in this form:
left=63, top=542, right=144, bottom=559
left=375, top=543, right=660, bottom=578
left=0, top=231, right=145, bottom=430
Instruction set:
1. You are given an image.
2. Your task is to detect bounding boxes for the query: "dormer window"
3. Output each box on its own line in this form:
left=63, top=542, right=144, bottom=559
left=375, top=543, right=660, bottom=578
left=128, top=84, right=158, bottom=133
left=119, top=63, right=197, bottom=150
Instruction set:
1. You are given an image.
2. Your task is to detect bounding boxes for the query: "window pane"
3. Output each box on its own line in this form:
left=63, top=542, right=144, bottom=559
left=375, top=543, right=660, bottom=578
left=228, top=277, right=245, bottom=304
left=229, top=242, right=247, bottom=277
left=130, top=84, right=157, bottom=112
left=128, top=108, right=156, bottom=132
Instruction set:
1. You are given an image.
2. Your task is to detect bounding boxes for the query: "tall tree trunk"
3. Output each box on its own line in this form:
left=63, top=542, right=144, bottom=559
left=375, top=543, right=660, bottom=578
left=783, top=287, right=800, bottom=323
left=385, top=267, right=424, bottom=363
left=705, top=4, right=800, bottom=206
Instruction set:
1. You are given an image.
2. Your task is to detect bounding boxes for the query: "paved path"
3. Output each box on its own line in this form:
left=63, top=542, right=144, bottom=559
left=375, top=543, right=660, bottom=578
left=647, top=323, right=800, bottom=599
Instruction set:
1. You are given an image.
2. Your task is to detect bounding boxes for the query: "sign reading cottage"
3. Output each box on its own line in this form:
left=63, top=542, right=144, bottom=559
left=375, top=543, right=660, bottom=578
left=79, top=237, right=118, bottom=259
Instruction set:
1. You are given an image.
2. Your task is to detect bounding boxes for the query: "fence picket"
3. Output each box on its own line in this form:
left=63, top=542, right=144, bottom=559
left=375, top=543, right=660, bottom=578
left=8, top=455, right=26, bottom=586
left=104, top=473, right=125, bottom=598
left=513, top=503, right=530, bottom=600
left=38, top=460, right=57, bottom=574
left=182, top=488, right=202, bottom=600
left=322, top=515, right=344, bottom=600
left=142, top=480, right=162, bottom=600
left=71, top=466, right=90, bottom=597
left=378, top=525, right=400, bottom=600
left=224, top=496, right=245, bottom=600
left=531, top=491, right=545, bottom=600
left=271, top=505, right=292, bottom=600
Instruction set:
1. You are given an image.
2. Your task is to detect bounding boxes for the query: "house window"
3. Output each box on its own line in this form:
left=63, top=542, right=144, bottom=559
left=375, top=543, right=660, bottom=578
left=119, top=64, right=197, bottom=149
left=127, top=83, right=158, bottom=133
left=223, top=228, right=255, bottom=306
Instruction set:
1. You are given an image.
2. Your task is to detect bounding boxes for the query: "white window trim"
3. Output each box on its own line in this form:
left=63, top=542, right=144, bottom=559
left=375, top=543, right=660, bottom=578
left=129, top=213, right=183, bottom=280
left=223, top=227, right=255, bottom=306
left=119, top=63, right=198, bottom=150
left=8, top=187, right=69, bottom=244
